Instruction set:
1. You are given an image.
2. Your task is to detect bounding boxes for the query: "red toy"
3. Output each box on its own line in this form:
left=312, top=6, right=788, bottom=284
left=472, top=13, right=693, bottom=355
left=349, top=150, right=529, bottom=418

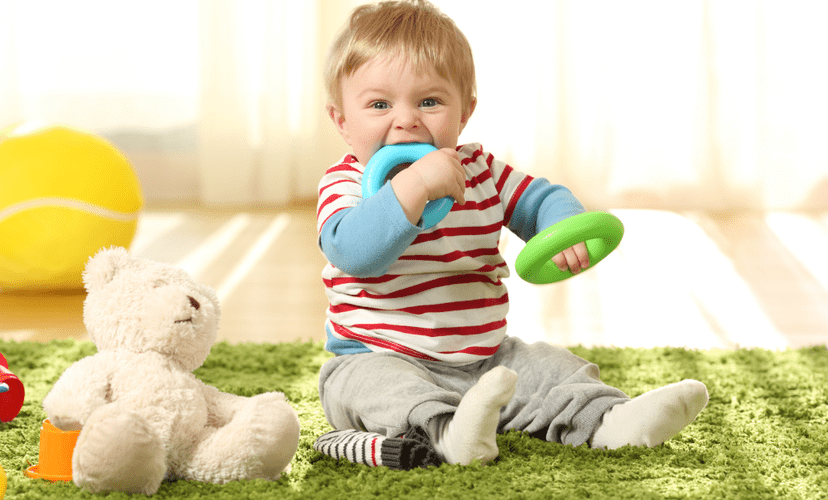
left=0, top=352, right=24, bottom=422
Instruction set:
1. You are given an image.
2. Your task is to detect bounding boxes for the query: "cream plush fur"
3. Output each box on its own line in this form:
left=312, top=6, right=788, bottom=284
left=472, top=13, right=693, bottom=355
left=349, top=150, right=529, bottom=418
left=42, top=247, right=300, bottom=495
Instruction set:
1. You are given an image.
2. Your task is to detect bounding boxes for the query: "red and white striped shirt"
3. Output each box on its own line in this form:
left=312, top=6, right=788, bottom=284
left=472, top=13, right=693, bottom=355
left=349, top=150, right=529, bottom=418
left=317, top=143, right=556, bottom=365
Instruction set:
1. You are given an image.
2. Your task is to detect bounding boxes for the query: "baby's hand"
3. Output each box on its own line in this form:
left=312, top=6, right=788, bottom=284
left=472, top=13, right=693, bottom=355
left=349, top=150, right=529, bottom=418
left=552, top=241, right=589, bottom=274
left=408, top=148, right=466, bottom=204
left=390, top=147, right=466, bottom=225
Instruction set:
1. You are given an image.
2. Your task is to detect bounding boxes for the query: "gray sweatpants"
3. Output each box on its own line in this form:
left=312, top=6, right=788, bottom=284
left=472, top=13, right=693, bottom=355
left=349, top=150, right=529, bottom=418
left=318, top=336, right=629, bottom=446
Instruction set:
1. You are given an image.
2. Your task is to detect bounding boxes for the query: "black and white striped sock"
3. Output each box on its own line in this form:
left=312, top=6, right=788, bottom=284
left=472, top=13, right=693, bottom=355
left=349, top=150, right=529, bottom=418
left=313, top=427, right=443, bottom=470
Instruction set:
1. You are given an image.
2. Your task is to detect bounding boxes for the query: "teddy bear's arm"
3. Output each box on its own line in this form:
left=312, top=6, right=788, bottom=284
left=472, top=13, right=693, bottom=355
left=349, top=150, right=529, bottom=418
left=42, top=352, right=119, bottom=431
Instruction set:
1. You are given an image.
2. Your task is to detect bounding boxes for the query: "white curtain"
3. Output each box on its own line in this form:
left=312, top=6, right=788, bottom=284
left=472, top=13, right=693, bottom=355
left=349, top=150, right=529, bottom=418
left=2, top=0, right=827, bottom=210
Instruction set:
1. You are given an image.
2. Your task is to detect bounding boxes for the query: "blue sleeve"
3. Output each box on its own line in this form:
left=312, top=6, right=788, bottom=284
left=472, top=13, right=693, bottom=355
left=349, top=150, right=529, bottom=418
left=508, top=178, right=585, bottom=242
left=319, top=183, right=421, bottom=277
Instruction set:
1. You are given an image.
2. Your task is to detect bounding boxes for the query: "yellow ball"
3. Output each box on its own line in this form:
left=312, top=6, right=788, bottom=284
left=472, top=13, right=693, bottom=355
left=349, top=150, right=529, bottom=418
left=0, top=124, right=143, bottom=291
left=0, top=462, right=5, bottom=499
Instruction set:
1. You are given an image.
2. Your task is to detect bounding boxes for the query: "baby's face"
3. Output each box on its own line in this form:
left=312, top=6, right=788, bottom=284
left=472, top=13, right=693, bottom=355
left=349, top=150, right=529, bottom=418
left=329, top=56, right=474, bottom=165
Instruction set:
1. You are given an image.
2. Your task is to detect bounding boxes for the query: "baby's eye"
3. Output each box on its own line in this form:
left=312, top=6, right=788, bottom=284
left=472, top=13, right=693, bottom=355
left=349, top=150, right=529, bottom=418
left=370, top=101, right=390, bottom=110
left=420, top=98, right=439, bottom=108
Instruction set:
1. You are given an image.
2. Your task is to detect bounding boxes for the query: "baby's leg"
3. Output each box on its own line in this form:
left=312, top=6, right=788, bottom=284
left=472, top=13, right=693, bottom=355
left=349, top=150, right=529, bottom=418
left=430, top=366, right=517, bottom=465
left=319, top=352, right=465, bottom=438
left=489, top=337, right=629, bottom=446
left=591, top=379, right=708, bottom=449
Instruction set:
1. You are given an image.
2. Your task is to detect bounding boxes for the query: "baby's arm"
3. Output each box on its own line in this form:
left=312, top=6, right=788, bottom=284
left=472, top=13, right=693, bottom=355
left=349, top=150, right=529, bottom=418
left=320, top=184, right=421, bottom=277
left=390, top=148, right=466, bottom=225
left=320, top=149, right=464, bottom=276
left=509, top=178, right=589, bottom=274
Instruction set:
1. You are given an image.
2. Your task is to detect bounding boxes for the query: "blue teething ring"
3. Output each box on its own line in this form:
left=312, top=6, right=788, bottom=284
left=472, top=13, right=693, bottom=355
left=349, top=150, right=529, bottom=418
left=362, top=143, right=454, bottom=229
left=515, top=211, right=624, bottom=284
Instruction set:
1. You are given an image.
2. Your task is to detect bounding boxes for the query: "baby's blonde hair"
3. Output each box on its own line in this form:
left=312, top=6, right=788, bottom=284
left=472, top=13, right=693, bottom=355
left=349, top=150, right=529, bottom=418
left=325, top=0, right=476, bottom=112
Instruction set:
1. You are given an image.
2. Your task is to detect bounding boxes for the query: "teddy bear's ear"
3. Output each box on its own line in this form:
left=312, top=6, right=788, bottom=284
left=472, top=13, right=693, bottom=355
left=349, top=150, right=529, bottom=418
left=83, top=246, right=131, bottom=292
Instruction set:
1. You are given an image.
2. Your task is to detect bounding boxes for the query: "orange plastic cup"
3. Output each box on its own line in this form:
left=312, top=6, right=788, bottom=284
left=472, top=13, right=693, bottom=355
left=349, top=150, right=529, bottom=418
left=26, top=419, right=80, bottom=482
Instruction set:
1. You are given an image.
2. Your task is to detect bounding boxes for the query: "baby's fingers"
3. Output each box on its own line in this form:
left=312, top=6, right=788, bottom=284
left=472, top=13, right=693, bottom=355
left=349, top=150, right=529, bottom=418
left=452, top=169, right=466, bottom=204
left=442, top=148, right=465, bottom=204
left=551, top=243, right=589, bottom=274
left=572, top=241, right=589, bottom=269
left=440, top=147, right=460, bottom=161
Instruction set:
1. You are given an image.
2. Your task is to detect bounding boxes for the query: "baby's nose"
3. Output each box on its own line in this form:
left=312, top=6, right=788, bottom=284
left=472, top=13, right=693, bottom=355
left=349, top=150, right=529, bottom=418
left=394, top=108, right=419, bottom=129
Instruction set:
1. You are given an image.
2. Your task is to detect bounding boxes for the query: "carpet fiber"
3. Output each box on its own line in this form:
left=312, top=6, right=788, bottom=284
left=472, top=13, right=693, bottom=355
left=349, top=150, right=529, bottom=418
left=1, top=339, right=827, bottom=499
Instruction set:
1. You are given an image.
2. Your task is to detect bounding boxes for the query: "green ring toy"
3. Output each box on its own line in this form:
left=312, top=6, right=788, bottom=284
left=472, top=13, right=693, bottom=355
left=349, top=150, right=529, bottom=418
left=515, top=211, right=624, bottom=284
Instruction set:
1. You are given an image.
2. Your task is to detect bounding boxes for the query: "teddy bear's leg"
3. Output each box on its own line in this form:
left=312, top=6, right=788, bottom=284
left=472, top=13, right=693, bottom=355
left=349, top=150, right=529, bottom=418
left=72, top=402, right=167, bottom=495
left=182, top=393, right=300, bottom=483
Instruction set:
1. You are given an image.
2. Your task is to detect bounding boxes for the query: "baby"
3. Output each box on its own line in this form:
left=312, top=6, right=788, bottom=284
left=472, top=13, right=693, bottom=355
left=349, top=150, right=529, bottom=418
left=315, top=0, right=708, bottom=466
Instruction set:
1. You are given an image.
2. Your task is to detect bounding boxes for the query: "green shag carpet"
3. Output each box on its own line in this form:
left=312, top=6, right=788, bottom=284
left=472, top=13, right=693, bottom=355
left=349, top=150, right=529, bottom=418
left=1, top=339, right=828, bottom=499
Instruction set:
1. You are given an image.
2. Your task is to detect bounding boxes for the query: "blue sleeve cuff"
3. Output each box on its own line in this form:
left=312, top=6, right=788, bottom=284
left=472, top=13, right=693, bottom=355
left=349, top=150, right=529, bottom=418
left=325, top=324, right=371, bottom=355
left=509, top=179, right=585, bottom=242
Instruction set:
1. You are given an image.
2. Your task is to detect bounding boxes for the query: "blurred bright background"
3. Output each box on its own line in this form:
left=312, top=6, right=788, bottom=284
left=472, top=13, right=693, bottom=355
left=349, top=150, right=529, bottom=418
left=4, top=0, right=828, bottom=349
left=2, top=0, right=827, bottom=210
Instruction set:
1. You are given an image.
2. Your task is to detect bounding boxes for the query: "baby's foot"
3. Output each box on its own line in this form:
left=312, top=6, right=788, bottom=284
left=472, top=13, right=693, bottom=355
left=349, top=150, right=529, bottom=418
left=591, top=379, right=708, bottom=450
left=433, top=366, right=517, bottom=465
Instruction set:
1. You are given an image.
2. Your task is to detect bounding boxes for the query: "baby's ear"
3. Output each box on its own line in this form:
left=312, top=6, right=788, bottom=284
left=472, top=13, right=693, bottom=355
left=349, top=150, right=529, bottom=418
left=327, top=103, right=351, bottom=144
left=83, top=246, right=130, bottom=292
left=460, top=97, right=477, bottom=132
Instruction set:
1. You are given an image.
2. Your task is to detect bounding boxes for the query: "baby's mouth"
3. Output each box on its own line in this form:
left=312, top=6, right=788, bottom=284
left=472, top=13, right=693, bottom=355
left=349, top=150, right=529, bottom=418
left=378, top=142, right=433, bottom=181
left=386, top=162, right=413, bottom=181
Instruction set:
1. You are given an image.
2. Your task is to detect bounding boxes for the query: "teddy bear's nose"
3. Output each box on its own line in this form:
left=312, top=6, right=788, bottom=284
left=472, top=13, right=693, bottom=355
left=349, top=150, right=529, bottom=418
left=187, top=296, right=200, bottom=310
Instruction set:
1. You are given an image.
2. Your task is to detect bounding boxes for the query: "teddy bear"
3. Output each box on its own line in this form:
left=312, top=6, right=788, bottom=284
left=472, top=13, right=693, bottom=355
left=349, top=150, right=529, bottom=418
left=41, top=247, right=301, bottom=495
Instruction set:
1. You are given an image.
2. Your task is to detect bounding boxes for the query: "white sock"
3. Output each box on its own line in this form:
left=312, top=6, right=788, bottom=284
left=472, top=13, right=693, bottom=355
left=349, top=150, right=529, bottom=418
left=431, top=366, right=518, bottom=465
left=591, top=379, right=708, bottom=450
